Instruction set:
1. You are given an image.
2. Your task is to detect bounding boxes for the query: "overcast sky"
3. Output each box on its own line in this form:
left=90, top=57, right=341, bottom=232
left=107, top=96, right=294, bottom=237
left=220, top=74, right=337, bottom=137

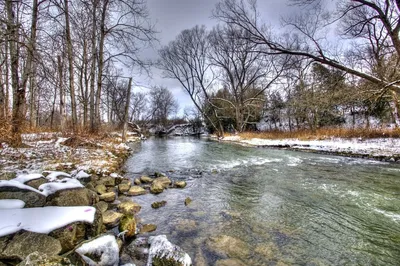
left=135, top=0, right=297, bottom=115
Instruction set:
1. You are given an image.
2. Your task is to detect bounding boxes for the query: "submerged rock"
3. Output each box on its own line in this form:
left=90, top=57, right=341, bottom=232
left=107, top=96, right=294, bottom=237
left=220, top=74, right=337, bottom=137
left=174, top=219, right=197, bottom=234
left=205, top=235, right=250, bottom=258
left=1, top=231, right=62, bottom=262
left=103, top=210, right=123, bottom=228
left=215, top=259, right=247, bottom=266
left=127, top=186, right=146, bottom=196
left=151, top=201, right=167, bottom=209
left=147, top=235, right=192, bottom=266
left=140, top=224, right=157, bottom=233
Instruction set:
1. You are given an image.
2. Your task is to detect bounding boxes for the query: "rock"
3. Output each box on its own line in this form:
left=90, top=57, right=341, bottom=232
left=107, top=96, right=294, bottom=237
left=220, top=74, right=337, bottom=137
left=174, top=181, right=187, bottom=188
left=150, top=182, right=164, bottom=194
left=148, top=235, right=192, bottom=266
left=0, top=190, right=45, bottom=208
left=123, top=237, right=149, bottom=264
left=153, top=176, right=171, bottom=188
left=75, top=235, right=119, bottom=266
left=1, top=231, right=62, bottom=262
left=96, top=201, right=109, bottom=213
left=151, top=201, right=167, bottom=209
left=99, top=191, right=116, bottom=202
left=184, top=197, right=192, bottom=206
left=25, top=177, right=47, bottom=189
left=134, top=178, right=141, bottom=185
left=95, top=184, right=107, bottom=194
left=118, top=183, right=131, bottom=193
left=140, top=176, right=153, bottom=184
left=254, top=243, right=279, bottom=259
left=215, top=259, right=247, bottom=266
left=174, top=219, right=197, bottom=234
left=140, top=224, right=157, bottom=233
left=18, top=251, right=73, bottom=266
left=100, top=176, right=115, bottom=187
left=46, top=188, right=93, bottom=207
left=118, top=201, right=141, bottom=215
left=0, top=172, right=16, bottom=180
left=127, top=186, right=146, bottom=196
left=119, top=215, right=137, bottom=239
left=103, top=210, right=123, bottom=228
left=205, top=235, right=250, bottom=258
left=85, top=182, right=96, bottom=192
left=49, top=223, right=86, bottom=253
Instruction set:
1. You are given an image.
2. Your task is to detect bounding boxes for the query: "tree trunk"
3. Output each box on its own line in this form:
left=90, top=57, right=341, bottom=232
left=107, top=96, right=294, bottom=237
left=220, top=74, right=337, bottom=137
left=64, top=0, right=78, bottom=131
left=90, top=0, right=97, bottom=132
left=58, top=55, right=65, bottom=131
left=122, top=78, right=132, bottom=142
left=390, top=90, right=400, bottom=126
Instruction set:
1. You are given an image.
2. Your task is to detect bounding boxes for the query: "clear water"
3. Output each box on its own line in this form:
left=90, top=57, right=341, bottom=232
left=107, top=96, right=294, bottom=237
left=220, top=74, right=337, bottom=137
left=124, top=137, right=400, bottom=265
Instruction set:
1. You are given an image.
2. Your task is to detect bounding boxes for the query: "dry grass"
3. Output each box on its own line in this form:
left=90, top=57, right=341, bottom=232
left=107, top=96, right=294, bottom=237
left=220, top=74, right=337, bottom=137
left=235, top=127, right=400, bottom=140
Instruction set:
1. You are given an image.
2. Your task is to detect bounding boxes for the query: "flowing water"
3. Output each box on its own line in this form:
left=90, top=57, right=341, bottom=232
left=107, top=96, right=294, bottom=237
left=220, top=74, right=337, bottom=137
left=124, top=137, right=400, bottom=265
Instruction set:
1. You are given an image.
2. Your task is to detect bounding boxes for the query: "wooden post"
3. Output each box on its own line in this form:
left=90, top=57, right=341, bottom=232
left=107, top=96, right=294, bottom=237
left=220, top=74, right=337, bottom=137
left=122, top=77, right=132, bottom=142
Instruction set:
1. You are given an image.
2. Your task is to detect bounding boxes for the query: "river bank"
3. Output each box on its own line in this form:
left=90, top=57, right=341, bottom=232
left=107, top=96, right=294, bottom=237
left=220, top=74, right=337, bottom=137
left=0, top=133, right=193, bottom=266
left=219, top=135, right=400, bottom=162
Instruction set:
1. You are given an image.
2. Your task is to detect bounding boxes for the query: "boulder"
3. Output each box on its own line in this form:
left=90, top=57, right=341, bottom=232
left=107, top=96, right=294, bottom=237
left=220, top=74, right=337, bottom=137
left=123, top=237, right=149, bottom=264
left=118, top=183, right=131, bottom=193
left=46, top=188, right=93, bottom=207
left=118, top=201, right=141, bottom=215
left=151, top=201, right=167, bottom=209
left=103, top=210, right=123, bottom=228
left=25, top=178, right=47, bottom=189
left=18, top=252, right=72, bottom=266
left=0, top=190, right=45, bottom=208
left=140, top=176, right=153, bottom=184
left=99, top=191, right=116, bottom=202
left=140, top=224, right=157, bottom=234
left=1, top=231, right=61, bottom=262
left=205, top=235, right=250, bottom=258
left=119, top=215, right=137, bottom=239
left=147, top=235, right=192, bottom=266
left=96, top=201, right=109, bottom=213
left=174, top=181, right=187, bottom=189
left=127, top=186, right=146, bottom=196
left=95, top=184, right=107, bottom=195
left=49, top=223, right=86, bottom=253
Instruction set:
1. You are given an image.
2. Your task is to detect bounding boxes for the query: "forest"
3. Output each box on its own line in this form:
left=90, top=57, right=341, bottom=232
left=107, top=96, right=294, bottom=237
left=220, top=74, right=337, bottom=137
left=1, top=0, right=400, bottom=142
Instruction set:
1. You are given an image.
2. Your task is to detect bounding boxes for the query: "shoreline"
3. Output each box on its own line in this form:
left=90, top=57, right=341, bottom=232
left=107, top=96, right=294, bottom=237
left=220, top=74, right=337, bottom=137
left=217, top=135, right=400, bottom=163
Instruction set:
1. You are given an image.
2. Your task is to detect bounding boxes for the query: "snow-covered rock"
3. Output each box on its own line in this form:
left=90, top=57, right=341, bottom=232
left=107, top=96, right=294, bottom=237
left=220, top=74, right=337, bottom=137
left=12, top=173, right=43, bottom=184
left=147, top=235, right=192, bottom=266
left=0, top=206, right=96, bottom=237
left=0, top=199, right=25, bottom=209
left=38, top=178, right=84, bottom=196
left=43, top=171, right=71, bottom=182
left=74, top=170, right=91, bottom=180
left=0, top=180, right=44, bottom=195
left=75, top=235, right=119, bottom=266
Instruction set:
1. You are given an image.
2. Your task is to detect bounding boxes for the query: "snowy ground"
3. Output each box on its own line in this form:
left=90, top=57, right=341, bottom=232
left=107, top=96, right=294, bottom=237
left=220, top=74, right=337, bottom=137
left=222, top=135, right=400, bottom=161
left=0, top=132, right=138, bottom=176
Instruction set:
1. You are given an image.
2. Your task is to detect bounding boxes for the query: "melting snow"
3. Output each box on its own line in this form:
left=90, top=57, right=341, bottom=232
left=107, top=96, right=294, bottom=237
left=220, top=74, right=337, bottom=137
left=0, top=199, right=25, bottom=209
left=38, top=178, right=84, bottom=196
left=74, top=170, right=91, bottom=179
left=44, top=171, right=71, bottom=181
left=0, top=206, right=96, bottom=237
left=76, top=235, right=119, bottom=266
left=12, top=173, right=43, bottom=184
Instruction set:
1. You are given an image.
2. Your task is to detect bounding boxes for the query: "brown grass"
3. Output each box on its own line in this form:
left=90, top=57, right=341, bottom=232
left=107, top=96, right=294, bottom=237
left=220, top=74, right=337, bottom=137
left=235, top=127, right=400, bottom=140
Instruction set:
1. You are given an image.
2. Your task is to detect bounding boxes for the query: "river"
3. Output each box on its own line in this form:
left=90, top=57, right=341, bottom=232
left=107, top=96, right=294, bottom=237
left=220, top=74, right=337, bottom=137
left=124, top=137, right=400, bottom=265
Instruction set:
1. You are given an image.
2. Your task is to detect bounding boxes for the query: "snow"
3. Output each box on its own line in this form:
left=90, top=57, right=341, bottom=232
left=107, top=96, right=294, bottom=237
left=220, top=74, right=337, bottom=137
left=12, top=173, right=43, bottom=184
left=0, top=206, right=96, bottom=237
left=110, top=173, right=121, bottom=178
left=0, top=199, right=25, bottom=209
left=0, top=180, right=44, bottom=194
left=147, top=235, right=192, bottom=266
left=38, top=178, right=84, bottom=196
left=74, top=170, right=91, bottom=179
left=222, top=136, right=400, bottom=158
left=44, top=171, right=71, bottom=181
left=75, top=235, right=119, bottom=266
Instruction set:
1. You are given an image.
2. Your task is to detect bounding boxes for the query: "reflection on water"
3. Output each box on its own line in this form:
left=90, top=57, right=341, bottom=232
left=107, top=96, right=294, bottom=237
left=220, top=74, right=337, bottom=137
left=125, top=137, right=400, bottom=265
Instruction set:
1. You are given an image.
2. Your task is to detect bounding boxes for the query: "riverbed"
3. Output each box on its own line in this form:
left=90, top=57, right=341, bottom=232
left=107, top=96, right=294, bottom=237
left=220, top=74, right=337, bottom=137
left=125, top=137, right=400, bottom=265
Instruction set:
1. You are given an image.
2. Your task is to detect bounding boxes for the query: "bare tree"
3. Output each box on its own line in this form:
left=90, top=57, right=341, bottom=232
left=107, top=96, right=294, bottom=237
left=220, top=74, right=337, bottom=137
left=148, top=86, right=178, bottom=127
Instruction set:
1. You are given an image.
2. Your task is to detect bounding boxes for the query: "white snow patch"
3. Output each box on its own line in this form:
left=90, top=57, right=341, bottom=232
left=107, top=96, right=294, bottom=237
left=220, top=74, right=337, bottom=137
left=38, top=178, right=84, bottom=196
left=74, top=170, right=91, bottom=180
left=110, top=173, right=120, bottom=178
left=55, top=137, right=69, bottom=148
left=76, top=235, right=119, bottom=266
left=147, top=235, right=192, bottom=266
left=0, top=199, right=25, bottom=209
left=12, top=173, right=43, bottom=184
left=0, top=206, right=96, bottom=237
left=44, top=171, right=71, bottom=181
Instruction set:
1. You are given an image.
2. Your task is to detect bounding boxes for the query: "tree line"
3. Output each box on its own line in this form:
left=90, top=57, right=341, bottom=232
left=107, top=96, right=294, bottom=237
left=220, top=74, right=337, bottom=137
left=159, top=0, right=400, bottom=136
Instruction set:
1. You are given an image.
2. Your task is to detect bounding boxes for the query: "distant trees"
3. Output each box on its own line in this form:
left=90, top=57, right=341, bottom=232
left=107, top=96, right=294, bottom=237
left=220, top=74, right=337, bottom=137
left=148, top=86, right=178, bottom=127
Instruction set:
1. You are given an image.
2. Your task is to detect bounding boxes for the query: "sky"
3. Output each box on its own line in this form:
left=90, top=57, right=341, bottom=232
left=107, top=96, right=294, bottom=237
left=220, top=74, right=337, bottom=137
left=134, top=0, right=299, bottom=116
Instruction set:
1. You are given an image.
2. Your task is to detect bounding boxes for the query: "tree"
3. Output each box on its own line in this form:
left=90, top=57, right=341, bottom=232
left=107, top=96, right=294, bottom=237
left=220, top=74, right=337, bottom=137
left=214, top=0, right=400, bottom=125
left=148, top=86, right=178, bottom=127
